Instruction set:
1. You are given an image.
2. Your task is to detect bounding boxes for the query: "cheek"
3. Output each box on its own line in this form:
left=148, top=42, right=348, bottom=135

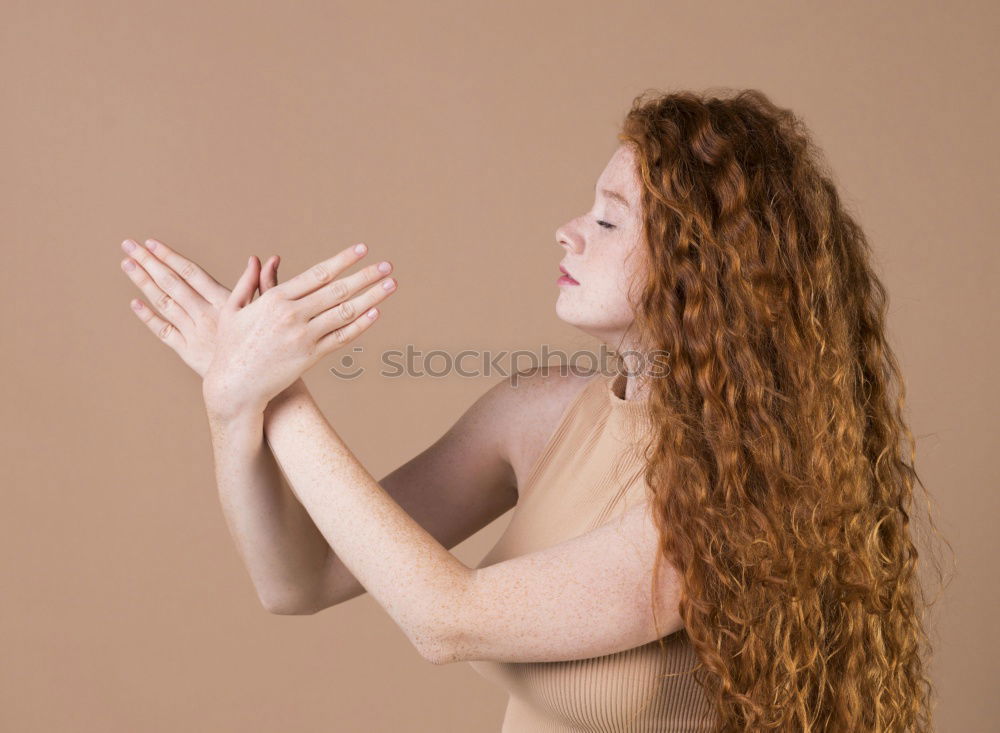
left=587, top=278, right=637, bottom=317
left=623, top=249, right=650, bottom=296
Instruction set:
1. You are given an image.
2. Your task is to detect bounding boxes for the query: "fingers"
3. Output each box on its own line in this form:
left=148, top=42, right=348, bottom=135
left=272, top=243, right=368, bottom=301
left=144, top=238, right=230, bottom=308
left=308, top=271, right=396, bottom=342
left=228, top=256, right=261, bottom=309
left=259, top=255, right=280, bottom=293
left=299, top=258, right=393, bottom=321
left=120, top=246, right=196, bottom=332
left=119, top=239, right=207, bottom=324
left=127, top=297, right=187, bottom=351
left=315, top=303, right=382, bottom=354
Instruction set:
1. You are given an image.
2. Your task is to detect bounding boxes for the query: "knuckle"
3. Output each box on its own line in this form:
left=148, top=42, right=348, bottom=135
left=336, top=300, right=355, bottom=321
left=277, top=304, right=299, bottom=326
left=160, top=273, right=179, bottom=294
left=158, top=322, right=173, bottom=340
left=328, top=280, right=349, bottom=301
left=334, top=327, right=349, bottom=345
left=311, top=264, right=330, bottom=283
left=179, top=261, right=197, bottom=280
left=156, top=293, right=173, bottom=311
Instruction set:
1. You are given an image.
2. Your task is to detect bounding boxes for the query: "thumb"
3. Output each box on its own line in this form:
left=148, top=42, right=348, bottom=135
left=228, top=256, right=261, bottom=309
left=259, top=254, right=281, bottom=293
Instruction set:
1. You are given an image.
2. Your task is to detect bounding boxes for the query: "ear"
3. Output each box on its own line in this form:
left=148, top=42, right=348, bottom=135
left=227, top=256, right=261, bottom=309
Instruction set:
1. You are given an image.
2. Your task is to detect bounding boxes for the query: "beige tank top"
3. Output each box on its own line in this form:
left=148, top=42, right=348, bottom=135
left=468, top=370, right=718, bottom=732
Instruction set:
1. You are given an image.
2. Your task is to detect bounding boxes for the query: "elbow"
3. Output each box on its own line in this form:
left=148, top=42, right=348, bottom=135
left=260, top=592, right=321, bottom=616
left=421, top=566, right=490, bottom=664
left=417, top=631, right=462, bottom=665
left=416, top=608, right=476, bottom=665
left=406, top=618, right=456, bottom=664
left=414, top=594, right=471, bottom=665
left=417, top=569, right=478, bottom=665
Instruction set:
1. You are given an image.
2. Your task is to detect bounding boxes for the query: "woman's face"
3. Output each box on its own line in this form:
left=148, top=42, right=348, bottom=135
left=554, top=143, right=648, bottom=349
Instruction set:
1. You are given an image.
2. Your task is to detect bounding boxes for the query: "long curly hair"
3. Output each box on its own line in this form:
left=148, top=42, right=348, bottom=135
left=615, top=88, right=954, bottom=731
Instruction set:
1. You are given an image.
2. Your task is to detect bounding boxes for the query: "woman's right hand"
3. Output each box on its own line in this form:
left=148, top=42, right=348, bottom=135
left=119, top=238, right=281, bottom=379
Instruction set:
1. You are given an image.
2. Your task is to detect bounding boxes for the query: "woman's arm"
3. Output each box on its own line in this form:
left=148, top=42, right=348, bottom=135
left=233, top=380, right=684, bottom=666
left=119, top=238, right=334, bottom=612
left=281, top=375, right=520, bottom=613
left=205, top=382, right=470, bottom=661
left=202, top=248, right=683, bottom=665
left=208, top=380, right=337, bottom=614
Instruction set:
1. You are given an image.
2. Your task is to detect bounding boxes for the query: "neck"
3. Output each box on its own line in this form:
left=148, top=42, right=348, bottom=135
left=609, top=341, right=654, bottom=403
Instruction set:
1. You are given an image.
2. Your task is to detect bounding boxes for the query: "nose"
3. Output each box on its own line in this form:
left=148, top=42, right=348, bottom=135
left=555, top=222, right=583, bottom=253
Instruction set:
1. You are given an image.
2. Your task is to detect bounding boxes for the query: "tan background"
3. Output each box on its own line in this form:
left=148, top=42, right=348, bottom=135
left=3, top=1, right=996, bottom=730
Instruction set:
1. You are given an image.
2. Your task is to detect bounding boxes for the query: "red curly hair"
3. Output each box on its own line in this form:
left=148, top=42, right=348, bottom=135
left=615, top=88, right=953, bottom=731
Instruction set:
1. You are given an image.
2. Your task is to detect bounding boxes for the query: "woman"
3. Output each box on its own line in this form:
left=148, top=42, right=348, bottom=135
left=119, top=88, right=943, bottom=731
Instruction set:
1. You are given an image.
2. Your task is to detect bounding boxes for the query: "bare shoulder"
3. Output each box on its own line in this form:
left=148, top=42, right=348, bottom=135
left=500, top=363, right=604, bottom=493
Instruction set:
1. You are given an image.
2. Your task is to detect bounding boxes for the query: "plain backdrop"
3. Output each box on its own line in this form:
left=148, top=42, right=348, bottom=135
left=2, top=1, right=996, bottom=731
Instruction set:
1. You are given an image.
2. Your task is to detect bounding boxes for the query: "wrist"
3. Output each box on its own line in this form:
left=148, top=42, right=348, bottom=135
left=262, top=377, right=310, bottom=424
left=269, top=377, right=308, bottom=407
left=202, top=375, right=266, bottom=425
left=204, top=403, right=265, bottom=448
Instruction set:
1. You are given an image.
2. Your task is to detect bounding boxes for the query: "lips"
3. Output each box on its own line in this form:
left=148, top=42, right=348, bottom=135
left=559, top=265, right=579, bottom=284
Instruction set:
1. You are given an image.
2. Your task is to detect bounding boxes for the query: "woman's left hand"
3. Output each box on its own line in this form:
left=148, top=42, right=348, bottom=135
left=119, top=237, right=282, bottom=380
left=202, top=243, right=396, bottom=421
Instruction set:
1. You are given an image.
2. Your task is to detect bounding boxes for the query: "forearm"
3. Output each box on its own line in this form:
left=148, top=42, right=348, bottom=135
left=204, top=380, right=333, bottom=614
left=258, top=384, right=371, bottom=611
left=258, top=382, right=472, bottom=662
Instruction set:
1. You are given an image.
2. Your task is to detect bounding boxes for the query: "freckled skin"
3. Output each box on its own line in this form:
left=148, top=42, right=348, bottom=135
left=124, top=143, right=679, bottom=668
left=554, top=144, right=650, bottom=365
left=200, top=142, right=679, bottom=667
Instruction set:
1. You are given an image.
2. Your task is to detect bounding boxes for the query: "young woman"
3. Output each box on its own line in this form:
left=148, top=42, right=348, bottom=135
left=119, top=88, right=942, bottom=731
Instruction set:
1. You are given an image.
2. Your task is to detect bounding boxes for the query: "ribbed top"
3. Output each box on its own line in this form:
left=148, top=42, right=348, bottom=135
left=605, top=368, right=653, bottom=444
left=468, top=371, right=717, bottom=732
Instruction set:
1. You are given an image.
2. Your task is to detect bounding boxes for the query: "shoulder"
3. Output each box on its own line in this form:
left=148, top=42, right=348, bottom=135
left=496, top=363, right=605, bottom=487
left=505, top=362, right=603, bottom=417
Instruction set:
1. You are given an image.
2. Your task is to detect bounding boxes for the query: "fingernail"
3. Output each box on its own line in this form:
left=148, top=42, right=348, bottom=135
left=354, top=243, right=367, bottom=255
left=144, top=239, right=157, bottom=251
left=378, top=261, right=391, bottom=273
left=382, top=278, right=395, bottom=290
left=122, top=259, right=136, bottom=271
left=122, top=239, right=136, bottom=252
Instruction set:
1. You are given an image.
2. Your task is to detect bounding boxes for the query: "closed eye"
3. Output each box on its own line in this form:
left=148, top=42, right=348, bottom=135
left=596, top=219, right=616, bottom=230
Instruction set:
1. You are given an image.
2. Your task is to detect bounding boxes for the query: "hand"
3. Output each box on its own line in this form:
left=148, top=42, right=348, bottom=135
left=202, top=243, right=396, bottom=421
left=119, top=238, right=281, bottom=379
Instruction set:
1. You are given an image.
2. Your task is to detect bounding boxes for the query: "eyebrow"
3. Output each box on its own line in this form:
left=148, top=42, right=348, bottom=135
left=597, top=186, right=631, bottom=211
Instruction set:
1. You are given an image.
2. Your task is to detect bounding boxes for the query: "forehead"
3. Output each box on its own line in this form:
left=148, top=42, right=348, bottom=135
left=597, top=144, right=639, bottom=195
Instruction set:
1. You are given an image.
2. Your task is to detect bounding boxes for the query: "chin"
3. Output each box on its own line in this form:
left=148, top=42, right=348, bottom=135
left=555, top=302, right=623, bottom=339
left=554, top=298, right=583, bottom=326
